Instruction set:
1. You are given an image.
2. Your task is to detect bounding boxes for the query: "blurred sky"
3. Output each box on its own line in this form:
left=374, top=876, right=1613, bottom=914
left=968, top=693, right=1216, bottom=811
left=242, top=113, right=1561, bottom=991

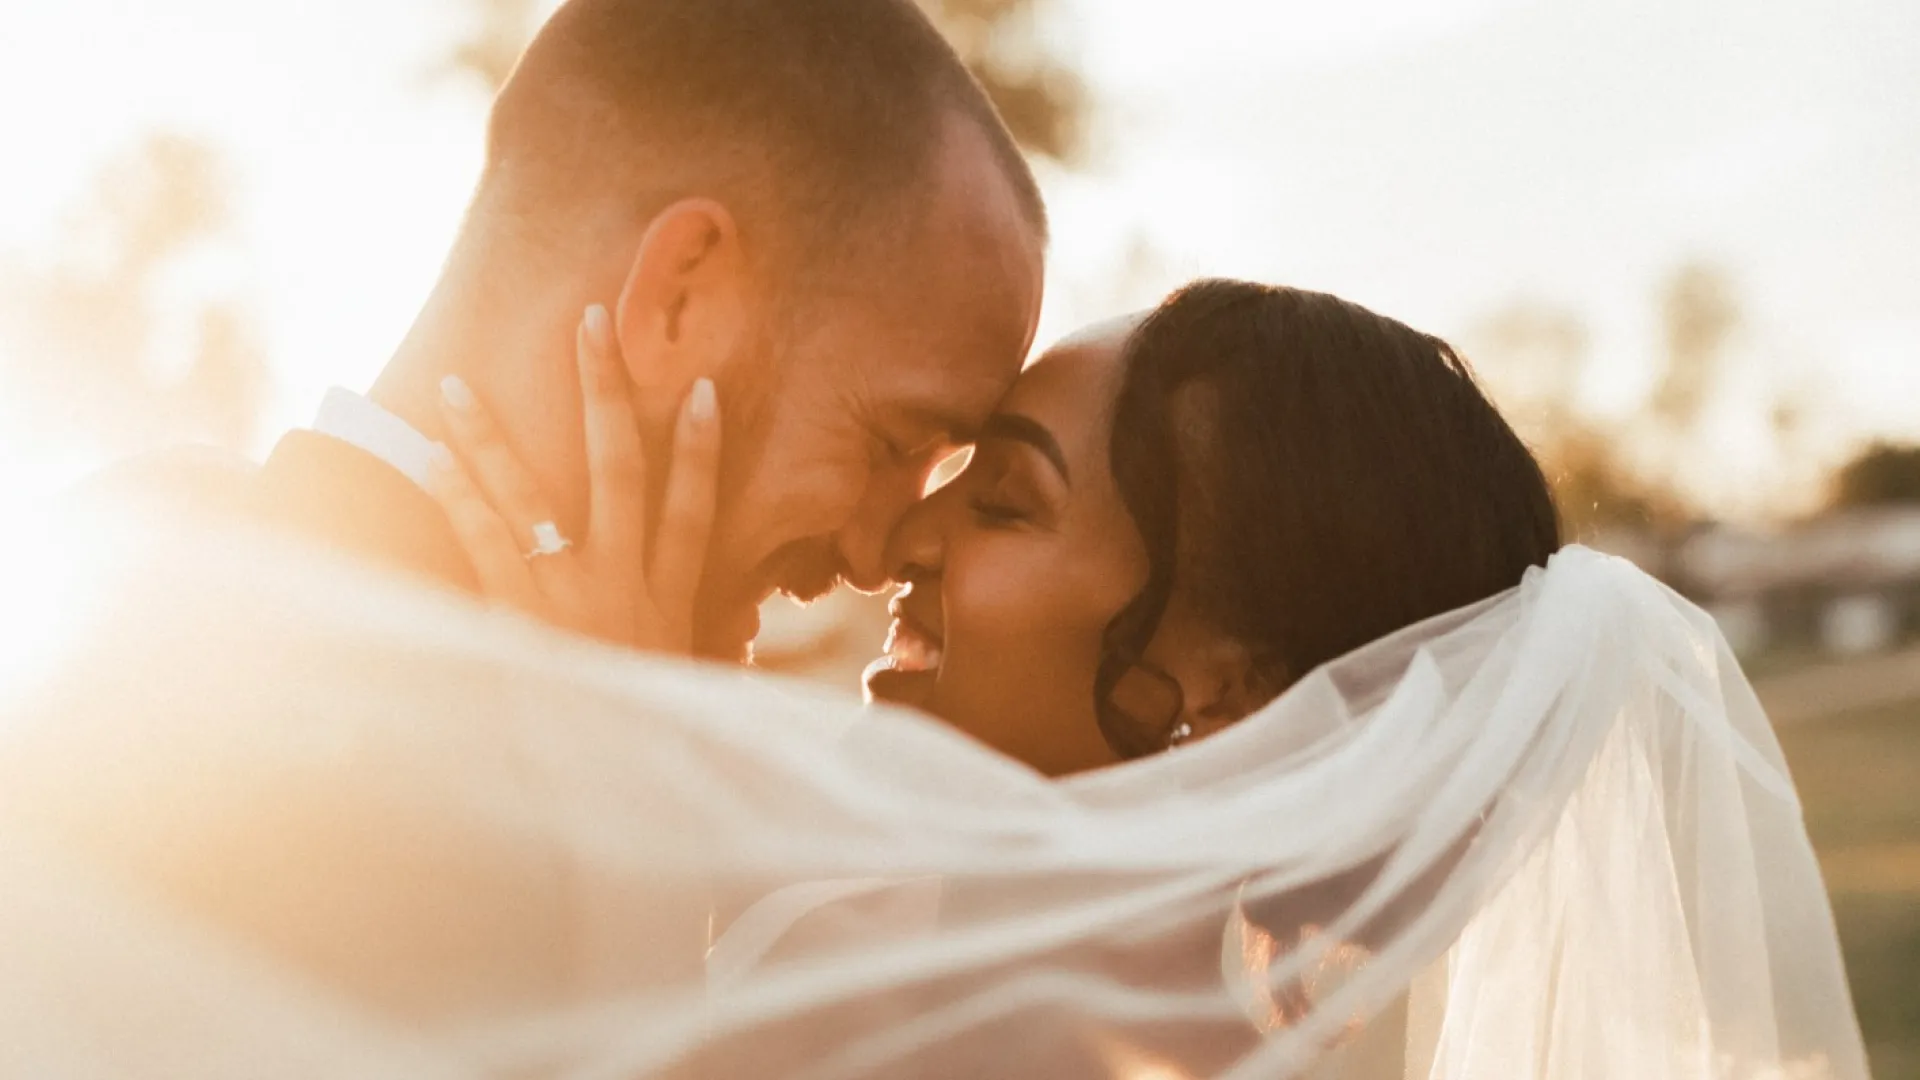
left=0, top=0, right=1915, bottom=504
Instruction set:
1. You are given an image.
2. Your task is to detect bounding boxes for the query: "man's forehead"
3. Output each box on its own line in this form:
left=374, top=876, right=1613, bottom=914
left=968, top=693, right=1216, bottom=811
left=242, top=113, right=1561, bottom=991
left=866, top=323, right=1032, bottom=443
left=885, top=365, right=1018, bottom=442
left=875, top=311, right=1145, bottom=443
left=872, top=119, right=1045, bottom=404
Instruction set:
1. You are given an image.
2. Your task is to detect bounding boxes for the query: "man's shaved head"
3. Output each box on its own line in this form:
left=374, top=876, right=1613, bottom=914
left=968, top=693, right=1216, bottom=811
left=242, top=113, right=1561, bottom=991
left=478, top=0, right=1047, bottom=282
left=382, top=0, right=1050, bottom=664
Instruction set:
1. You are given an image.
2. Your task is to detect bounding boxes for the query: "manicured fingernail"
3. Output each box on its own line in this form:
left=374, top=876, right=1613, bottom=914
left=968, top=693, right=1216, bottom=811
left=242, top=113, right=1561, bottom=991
left=440, top=374, right=475, bottom=412
left=584, top=304, right=611, bottom=354
left=688, top=377, right=716, bottom=424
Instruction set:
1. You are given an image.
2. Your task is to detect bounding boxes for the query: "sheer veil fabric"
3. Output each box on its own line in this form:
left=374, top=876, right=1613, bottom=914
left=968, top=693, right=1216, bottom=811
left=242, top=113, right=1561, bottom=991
left=0, top=506, right=1869, bottom=1079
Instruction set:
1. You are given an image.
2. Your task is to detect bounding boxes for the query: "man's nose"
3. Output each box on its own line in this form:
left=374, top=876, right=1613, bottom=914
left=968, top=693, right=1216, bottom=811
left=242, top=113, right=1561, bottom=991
left=835, top=463, right=934, bottom=593
left=883, top=481, right=948, bottom=586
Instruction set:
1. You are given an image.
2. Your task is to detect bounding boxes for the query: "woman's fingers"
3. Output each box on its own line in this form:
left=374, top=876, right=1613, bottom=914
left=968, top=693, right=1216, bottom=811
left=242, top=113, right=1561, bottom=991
left=648, top=378, right=722, bottom=617
left=427, top=450, right=547, bottom=613
left=438, top=374, right=565, bottom=553
left=576, top=304, right=649, bottom=579
left=430, top=324, right=716, bottom=653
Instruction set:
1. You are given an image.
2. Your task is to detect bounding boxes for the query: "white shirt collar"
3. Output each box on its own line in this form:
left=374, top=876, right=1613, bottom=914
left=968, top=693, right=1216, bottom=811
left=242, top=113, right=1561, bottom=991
left=311, top=388, right=441, bottom=493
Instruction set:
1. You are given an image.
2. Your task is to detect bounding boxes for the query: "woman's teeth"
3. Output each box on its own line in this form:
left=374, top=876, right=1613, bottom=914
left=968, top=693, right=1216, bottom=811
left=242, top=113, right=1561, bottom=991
left=887, top=624, right=944, bottom=673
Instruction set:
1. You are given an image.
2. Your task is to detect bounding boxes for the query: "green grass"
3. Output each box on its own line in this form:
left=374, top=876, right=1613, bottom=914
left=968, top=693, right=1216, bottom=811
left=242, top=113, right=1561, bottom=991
left=1777, top=700, right=1920, bottom=1080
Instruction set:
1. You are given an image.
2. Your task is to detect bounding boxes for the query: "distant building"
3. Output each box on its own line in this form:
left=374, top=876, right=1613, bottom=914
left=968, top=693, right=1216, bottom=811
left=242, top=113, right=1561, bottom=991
left=1673, top=509, right=1920, bottom=658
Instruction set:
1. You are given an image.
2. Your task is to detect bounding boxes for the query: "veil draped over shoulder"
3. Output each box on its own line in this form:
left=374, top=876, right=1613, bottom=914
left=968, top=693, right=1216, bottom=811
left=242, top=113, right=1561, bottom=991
left=0, top=505, right=1870, bottom=1079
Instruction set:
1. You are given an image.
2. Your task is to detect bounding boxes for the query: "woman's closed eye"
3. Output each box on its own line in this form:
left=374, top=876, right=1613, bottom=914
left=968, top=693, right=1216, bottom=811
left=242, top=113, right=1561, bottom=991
left=967, top=493, right=1030, bottom=527
left=959, top=454, right=1050, bottom=530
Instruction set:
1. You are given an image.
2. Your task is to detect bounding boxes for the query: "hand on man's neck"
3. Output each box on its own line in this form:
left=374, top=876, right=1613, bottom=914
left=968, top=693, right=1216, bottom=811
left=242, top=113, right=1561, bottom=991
left=369, top=278, right=599, bottom=538
left=364, top=207, right=722, bottom=544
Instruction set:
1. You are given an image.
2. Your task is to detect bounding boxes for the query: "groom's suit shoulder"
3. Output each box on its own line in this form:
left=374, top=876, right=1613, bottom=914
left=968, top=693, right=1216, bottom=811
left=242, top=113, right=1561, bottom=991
left=247, top=430, right=479, bottom=590
left=72, top=433, right=477, bottom=592
left=66, top=444, right=260, bottom=518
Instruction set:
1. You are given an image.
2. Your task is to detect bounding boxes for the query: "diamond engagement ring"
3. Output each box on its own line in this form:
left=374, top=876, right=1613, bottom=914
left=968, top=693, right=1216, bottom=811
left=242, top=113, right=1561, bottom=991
left=524, top=521, right=572, bottom=561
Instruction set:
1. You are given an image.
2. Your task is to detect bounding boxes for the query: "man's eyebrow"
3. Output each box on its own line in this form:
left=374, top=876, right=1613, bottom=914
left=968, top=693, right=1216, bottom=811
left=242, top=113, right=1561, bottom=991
left=980, top=412, right=1070, bottom=485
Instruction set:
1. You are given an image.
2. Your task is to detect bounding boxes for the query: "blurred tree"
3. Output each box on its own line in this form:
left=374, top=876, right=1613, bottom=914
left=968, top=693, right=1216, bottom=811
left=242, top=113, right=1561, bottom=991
left=0, top=134, right=268, bottom=453
left=1471, top=300, right=1589, bottom=430
left=1639, top=260, right=1778, bottom=521
left=1649, top=261, right=1740, bottom=436
left=1542, top=426, right=1691, bottom=537
left=1476, top=264, right=1868, bottom=533
left=1468, top=300, right=1687, bottom=539
left=440, top=0, right=1090, bottom=162
left=918, top=0, right=1088, bottom=161
left=440, top=0, right=542, bottom=91
left=1829, top=442, right=1920, bottom=509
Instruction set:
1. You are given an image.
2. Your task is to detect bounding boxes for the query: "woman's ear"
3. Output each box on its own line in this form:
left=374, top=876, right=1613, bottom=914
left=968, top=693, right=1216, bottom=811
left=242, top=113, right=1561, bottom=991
left=612, top=198, right=749, bottom=408
left=1146, top=600, right=1274, bottom=743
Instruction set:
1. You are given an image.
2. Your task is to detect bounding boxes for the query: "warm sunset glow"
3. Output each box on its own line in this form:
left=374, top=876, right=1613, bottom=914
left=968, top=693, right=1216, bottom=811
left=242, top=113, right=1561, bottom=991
left=0, top=508, right=107, bottom=704
left=2, top=0, right=1915, bottom=525
left=0, top=4, right=1911, bottom=1073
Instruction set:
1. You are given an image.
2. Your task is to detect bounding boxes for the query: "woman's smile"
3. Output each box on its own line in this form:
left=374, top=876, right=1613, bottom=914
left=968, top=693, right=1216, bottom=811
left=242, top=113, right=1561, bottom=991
left=883, top=587, right=945, bottom=674
left=866, top=581, right=946, bottom=707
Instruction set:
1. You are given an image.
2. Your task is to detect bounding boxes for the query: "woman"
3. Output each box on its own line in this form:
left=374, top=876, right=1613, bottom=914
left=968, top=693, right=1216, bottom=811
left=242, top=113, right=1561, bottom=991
left=431, top=279, right=1560, bottom=775
left=0, top=279, right=1861, bottom=1078
left=406, top=279, right=1864, bottom=1078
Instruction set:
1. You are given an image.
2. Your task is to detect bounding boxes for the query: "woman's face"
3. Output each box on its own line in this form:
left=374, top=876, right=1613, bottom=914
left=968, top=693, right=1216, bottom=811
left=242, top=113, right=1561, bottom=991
left=867, top=322, right=1153, bottom=776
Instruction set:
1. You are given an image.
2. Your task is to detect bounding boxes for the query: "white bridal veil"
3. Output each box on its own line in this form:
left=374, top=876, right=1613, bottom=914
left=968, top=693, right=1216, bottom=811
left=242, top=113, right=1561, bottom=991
left=0, top=506, right=1870, bottom=1079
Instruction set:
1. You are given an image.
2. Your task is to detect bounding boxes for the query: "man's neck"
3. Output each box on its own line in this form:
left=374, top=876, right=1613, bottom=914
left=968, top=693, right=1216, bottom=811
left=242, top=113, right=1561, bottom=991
left=369, top=286, right=594, bottom=537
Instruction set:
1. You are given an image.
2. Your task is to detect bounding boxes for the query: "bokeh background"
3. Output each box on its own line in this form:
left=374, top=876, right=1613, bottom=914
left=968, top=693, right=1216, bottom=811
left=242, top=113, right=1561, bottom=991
left=0, top=0, right=1914, bottom=1072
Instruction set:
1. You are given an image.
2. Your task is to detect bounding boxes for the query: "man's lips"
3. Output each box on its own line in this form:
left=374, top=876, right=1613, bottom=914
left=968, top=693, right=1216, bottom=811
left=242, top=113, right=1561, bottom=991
left=729, top=601, right=763, bottom=644
left=701, top=600, right=761, bottom=663
left=711, top=560, right=833, bottom=661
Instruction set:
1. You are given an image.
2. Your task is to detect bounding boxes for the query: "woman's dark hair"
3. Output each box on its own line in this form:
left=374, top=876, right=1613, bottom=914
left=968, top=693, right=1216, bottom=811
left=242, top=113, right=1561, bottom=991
left=1093, top=279, right=1562, bottom=759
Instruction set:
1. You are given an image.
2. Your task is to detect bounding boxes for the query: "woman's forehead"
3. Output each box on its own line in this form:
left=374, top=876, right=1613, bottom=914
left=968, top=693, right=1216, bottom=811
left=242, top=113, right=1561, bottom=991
left=996, top=323, right=1134, bottom=470
left=1013, top=313, right=1141, bottom=397
left=1006, top=334, right=1122, bottom=409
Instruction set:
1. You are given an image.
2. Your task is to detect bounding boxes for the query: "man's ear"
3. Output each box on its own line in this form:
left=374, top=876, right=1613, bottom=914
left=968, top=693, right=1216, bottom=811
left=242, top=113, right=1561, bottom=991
left=612, top=198, right=749, bottom=410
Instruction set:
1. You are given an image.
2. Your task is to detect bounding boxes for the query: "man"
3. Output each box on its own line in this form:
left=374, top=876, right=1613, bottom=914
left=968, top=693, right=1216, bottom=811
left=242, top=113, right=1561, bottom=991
left=256, top=0, right=1047, bottom=661
left=9, top=0, right=1048, bottom=1044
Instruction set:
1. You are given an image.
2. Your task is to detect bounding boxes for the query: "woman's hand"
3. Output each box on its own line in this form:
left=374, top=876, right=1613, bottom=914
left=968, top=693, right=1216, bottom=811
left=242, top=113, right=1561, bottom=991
left=427, top=303, right=722, bottom=653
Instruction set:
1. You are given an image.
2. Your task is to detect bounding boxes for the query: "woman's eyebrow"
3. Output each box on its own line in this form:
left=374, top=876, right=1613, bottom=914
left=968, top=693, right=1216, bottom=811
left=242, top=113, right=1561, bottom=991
left=980, top=413, right=1070, bottom=485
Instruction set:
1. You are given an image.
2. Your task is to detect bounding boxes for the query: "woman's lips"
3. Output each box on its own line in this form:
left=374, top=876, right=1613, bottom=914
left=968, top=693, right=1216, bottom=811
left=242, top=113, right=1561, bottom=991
left=867, top=586, right=942, bottom=706
left=882, top=615, right=944, bottom=674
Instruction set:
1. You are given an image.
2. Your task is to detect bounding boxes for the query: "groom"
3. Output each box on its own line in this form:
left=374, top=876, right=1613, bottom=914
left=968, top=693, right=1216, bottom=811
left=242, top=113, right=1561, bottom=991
left=10, top=0, right=1046, bottom=1035
left=253, top=0, right=1047, bottom=661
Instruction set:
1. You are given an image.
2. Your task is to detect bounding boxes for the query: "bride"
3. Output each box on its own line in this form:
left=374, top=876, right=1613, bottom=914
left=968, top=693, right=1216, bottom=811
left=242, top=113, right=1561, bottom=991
left=410, top=278, right=1868, bottom=1077
left=433, top=278, right=1563, bottom=773
left=0, top=280, right=1867, bottom=1079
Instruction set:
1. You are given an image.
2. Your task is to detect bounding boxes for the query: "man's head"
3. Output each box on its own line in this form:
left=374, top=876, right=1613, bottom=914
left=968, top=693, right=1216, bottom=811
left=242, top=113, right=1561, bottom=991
left=439, top=0, right=1047, bottom=661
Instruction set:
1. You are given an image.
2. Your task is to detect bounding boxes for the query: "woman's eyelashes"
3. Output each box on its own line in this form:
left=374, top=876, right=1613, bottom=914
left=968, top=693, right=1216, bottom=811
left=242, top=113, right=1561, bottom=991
left=960, top=456, right=1048, bottom=530
left=967, top=494, right=1030, bottom=527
